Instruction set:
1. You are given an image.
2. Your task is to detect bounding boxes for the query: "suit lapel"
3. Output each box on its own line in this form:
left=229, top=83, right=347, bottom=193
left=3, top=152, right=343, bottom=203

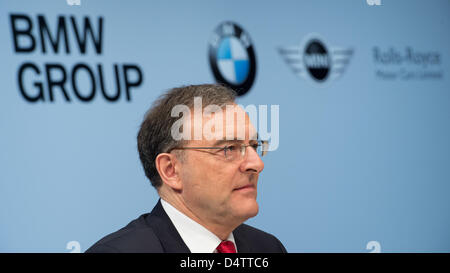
left=233, top=225, right=252, bottom=253
left=145, top=199, right=191, bottom=253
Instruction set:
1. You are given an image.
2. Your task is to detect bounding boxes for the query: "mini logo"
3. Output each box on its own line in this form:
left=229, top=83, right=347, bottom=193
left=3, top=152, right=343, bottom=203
left=279, top=34, right=353, bottom=85
left=208, top=22, right=257, bottom=96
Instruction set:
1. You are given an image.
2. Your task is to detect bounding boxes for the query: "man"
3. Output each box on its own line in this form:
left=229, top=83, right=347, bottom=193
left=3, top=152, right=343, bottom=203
left=86, top=84, right=286, bottom=253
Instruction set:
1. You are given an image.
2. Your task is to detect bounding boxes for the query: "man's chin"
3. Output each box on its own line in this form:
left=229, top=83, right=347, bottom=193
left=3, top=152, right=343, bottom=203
left=234, top=199, right=259, bottom=220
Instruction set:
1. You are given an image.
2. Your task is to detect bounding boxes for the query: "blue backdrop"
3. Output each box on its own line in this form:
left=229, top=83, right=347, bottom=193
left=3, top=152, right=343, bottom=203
left=1, top=0, right=449, bottom=252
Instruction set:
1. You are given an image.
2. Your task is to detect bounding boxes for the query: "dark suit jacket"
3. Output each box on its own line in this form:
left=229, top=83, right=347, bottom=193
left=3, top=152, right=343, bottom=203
left=86, top=199, right=287, bottom=253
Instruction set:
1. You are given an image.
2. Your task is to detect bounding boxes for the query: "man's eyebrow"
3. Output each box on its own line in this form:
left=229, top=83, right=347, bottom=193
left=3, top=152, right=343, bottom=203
left=212, top=134, right=259, bottom=146
left=212, top=139, right=242, bottom=147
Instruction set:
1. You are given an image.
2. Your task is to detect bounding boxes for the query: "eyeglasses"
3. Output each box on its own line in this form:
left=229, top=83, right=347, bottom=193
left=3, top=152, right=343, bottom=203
left=168, top=140, right=269, bottom=161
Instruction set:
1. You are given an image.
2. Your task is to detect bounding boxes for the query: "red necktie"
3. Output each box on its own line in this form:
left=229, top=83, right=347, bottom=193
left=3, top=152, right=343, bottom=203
left=216, top=240, right=237, bottom=253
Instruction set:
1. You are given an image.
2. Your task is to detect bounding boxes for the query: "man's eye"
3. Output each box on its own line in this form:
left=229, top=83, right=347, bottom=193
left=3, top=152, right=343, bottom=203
left=225, top=144, right=238, bottom=152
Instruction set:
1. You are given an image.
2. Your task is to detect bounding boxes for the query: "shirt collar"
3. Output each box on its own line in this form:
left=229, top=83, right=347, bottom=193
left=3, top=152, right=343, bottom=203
left=160, top=198, right=237, bottom=253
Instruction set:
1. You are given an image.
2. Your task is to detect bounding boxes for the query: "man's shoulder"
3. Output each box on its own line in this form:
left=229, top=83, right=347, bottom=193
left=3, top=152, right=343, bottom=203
left=85, top=213, right=163, bottom=253
left=235, top=223, right=287, bottom=253
left=235, top=223, right=281, bottom=242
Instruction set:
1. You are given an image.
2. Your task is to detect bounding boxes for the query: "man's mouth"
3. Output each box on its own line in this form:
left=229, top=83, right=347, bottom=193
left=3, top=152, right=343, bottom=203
left=234, top=184, right=255, bottom=191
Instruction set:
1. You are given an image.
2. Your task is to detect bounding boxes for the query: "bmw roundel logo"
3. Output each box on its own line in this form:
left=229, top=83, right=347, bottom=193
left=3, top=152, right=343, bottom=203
left=208, top=22, right=257, bottom=96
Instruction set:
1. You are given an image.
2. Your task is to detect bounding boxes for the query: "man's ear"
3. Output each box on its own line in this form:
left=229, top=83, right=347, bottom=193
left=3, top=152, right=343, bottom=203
left=155, top=153, right=182, bottom=191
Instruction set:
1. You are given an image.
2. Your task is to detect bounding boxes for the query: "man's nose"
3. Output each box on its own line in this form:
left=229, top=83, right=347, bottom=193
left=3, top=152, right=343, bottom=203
left=240, top=146, right=264, bottom=173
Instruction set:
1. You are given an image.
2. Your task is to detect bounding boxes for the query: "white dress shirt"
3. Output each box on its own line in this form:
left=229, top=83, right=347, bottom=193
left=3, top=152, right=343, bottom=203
left=160, top=199, right=238, bottom=253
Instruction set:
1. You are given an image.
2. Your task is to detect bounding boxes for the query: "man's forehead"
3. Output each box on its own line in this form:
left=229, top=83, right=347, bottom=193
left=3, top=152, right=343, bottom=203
left=189, top=103, right=257, bottom=141
left=207, top=104, right=255, bottom=125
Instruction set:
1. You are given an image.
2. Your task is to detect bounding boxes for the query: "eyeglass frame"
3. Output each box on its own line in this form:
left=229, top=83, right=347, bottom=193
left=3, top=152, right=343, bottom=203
left=166, top=140, right=269, bottom=160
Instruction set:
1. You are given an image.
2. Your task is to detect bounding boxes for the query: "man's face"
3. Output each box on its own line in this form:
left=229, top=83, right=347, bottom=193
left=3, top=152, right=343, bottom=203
left=177, top=104, right=264, bottom=226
